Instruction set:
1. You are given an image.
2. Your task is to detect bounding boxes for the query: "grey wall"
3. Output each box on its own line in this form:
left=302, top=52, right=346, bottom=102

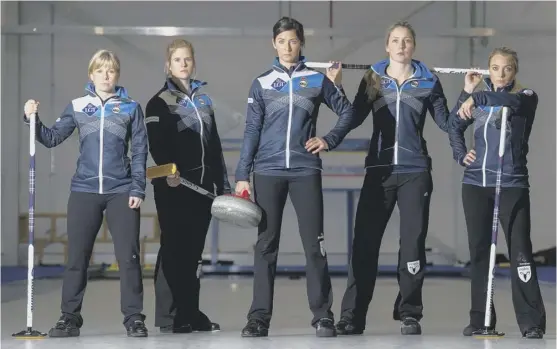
left=2, top=1, right=555, bottom=266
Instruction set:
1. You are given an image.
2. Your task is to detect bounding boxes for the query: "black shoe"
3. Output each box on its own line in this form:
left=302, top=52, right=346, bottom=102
left=193, top=321, right=220, bottom=332
left=463, top=323, right=497, bottom=336
left=315, top=318, right=337, bottom=337
left=48, top=317, right=80, bottom=338
left=463, top=324, right=480, bottom=336
left=127, top=320, right=148, bottom=338
left=241, top=319, right=268, bottom=337
left=523, top=327, right=544, bottom=339
left=393, top=292, right=402, bottom=320
left=173, top=324, right=193, bottom=333
left=400, top=317, right=421, bottom=335
left=159, top=325, right=173, bottom=333
left=336, top=317, right=364, bottom=335
left=393, top=308, right=400, bottom=321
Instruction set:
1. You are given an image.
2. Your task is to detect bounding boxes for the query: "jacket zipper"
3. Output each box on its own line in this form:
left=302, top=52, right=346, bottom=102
left=482, top=107, right=494, bottom=187
left=95, top=94, right=117, bottom=194
left=183, top=92, right=205, bottom=184
left=481, top=81, right=494, bottom=187
left=286, top=77, right=293, bottom=168
left=275, top=63, right=301, bottom=169
left=99, top=104, right=105, bottom=193
left=382, top=75, right=423, bottom=165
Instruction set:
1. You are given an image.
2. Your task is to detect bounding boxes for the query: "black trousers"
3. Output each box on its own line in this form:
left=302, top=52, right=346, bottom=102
left=153, top=240, right=175, bottom=327
left=153, top=252, right=212, bottom=327
left=462, top=184, right=546, bottom=334
left=248, top=173, right=334, bottom=326
left=340, top=170, right=433, bottom=328
left=153, top=176, right=213, bottom=327
left=61, top=191, right=144, bottom=327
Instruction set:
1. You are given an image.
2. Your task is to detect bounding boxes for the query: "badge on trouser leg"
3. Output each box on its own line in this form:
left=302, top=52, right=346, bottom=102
left=318, top=235, right=326, bottom=258
left=517, top=264, right=532, bottom=283
left=407, top=260, right=420, bottom=275
left=196, top=260, right=203, bottom=279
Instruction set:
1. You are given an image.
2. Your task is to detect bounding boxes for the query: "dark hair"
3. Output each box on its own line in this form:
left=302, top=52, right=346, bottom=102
left=272, top=17, right=305, bottom=46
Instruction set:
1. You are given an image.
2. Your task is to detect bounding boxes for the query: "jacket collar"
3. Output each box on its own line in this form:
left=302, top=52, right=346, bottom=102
left=371, top=58, right=434, bottom=80
left=165, top=77, right=207, bottom=96
left=272, top=55, right=307, bottom=74
left=85, top=81, right=129, bottom=99
left=483, top=77, right=516, bottom=92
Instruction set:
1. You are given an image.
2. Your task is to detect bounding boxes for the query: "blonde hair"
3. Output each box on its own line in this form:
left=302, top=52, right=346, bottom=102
left=362, top=70, right=381, bottom=102
left=385, top=21, right=416, bottom=46
left=488, top=46, right=519, bottom=73
left=165, top=39, right=196, bottom=77
left=87, top=49, right=120, bottom=78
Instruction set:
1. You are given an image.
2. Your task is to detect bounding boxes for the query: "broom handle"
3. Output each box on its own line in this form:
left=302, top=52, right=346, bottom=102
left=304, top=62, right=489, bottom=75
left=27, top=112, right=37, bottom=329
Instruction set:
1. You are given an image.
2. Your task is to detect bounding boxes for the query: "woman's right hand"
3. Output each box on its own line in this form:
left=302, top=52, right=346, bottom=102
left=462, top=149, right=476, bottom=166
left=24, top=99, right=39, bottom=120
left=463, top=69, right=483, bottom=93
left=235, top=181, right=251, bottom=196
left=326, top=61, right=342, bottom=86
left=166, top=170, right=181, bottom=187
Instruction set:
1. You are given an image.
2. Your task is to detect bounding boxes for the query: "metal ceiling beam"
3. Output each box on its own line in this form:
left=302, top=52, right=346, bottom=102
left=12, top=3, right=245, bottom=134
left=323, top=1, right=436, bottom=63
left=2, top=25, right=554, bottom=38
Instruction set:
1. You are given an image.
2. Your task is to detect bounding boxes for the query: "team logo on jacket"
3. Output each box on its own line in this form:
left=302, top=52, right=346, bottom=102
left=407, top=260, right=420, bottom=275
left=410, top=80, right=419, bottom=88
left=517, top=265, right=531, bottom=283
left=299, top=77, right=308, bottom=88
left=82, top=103, right=98, bottom=117
left=272, top=78, right=287, bottom=91
left=381, top=77, right=390, bottom=88
left=176, top=97, right=189, bottom=108
left=112, top=104, right=121, bottom=113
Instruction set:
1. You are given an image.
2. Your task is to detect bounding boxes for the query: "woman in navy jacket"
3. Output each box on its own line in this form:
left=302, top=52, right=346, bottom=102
left=326, top=21, right=451, bottom=336
left=23, top=49, right=148, bottom=338
left=449, top=46, right=545, bottom=339
left=235, top=17, right=356, bottom=338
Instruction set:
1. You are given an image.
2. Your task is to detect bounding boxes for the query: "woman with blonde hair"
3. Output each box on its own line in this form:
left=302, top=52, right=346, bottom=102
left=145, top=38, right=230, bottom=334
left=449, top=46, right=546, bottom=338
left=326, top=21, right=451, bottom=336
left=23, top=49, right=149, bottom=337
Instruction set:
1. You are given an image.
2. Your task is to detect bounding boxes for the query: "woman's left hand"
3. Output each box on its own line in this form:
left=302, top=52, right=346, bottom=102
left=129, top=196, right=143, bottom=209
left=305, top=137, right=329, bottom=154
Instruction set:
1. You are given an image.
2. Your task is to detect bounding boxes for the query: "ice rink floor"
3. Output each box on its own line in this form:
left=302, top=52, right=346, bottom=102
left=1, top=275, right=555, bottom=349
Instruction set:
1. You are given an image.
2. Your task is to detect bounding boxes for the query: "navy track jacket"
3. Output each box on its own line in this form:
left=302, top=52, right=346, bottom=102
left=235, top=57, right=356, bottom=181
left=448, top=78, right=538, bottom=188
left=145, top=78, right=231, bottom=195
left=348, top=59, right=450, bottom=173
left=24, top=82, right=148, bottom=199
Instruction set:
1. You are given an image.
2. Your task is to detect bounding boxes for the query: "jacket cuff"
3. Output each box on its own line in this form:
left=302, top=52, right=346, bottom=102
left=322, top=135, right=335, bottom=151
left=235, top=172, right=250, bottom=182
left=458, top=90, right=472, bottom=103
left=130, top=190, right=146, bottom=200
left=23, top=113, right=38, bottom=125
left=457, top=155, right=466, bottom=167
